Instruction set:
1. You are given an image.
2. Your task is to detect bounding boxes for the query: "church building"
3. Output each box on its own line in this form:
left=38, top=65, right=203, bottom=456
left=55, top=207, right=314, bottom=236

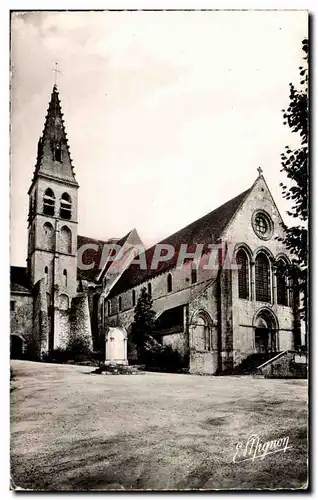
left=10, top=85, right=301, bottom=374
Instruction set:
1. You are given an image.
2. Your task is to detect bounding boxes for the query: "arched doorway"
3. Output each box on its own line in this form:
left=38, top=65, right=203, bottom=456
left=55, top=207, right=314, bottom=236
left=254, top=310, right=278, bottom=354
left=10, top=335, right=24, bottom=359
left=191, top=310, right=213, bottom=352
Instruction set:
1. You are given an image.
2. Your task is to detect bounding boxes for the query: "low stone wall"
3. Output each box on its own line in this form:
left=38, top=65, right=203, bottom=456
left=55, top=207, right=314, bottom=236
left=258, top=351, right=307, bottom=379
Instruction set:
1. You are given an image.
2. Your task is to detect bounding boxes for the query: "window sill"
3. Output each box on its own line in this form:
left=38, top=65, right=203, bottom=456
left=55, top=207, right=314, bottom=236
left=192, top=349, right=214, bottom=354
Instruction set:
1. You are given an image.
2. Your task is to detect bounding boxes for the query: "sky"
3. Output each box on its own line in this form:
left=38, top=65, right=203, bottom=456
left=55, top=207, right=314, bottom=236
left=10, top=10, right=307, bottom=267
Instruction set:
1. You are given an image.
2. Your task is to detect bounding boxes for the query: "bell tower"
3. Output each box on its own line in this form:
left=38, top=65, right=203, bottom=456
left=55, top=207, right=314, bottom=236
left=27, top=84, right=79, bottom=349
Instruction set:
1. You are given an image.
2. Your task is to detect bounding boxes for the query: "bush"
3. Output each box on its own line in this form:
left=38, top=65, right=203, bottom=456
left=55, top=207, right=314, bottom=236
left=91, top=350, right=105, bottom=365
left=65, top=336, right=91, bottom=362
left=41, top=336, right=94, bottom=364
left=144, top=338, right=189, bottom=373
left=23, top=340, right=41, bottom=361
left=42, top=347, right=69, bottom=364
left=127, top=337, right=138, bottom=364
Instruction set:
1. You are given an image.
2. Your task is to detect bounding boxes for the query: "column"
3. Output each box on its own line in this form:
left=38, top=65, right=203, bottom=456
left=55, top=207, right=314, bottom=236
left=250, top=260, right=255, bottom=301
left=272, top=267, right=277, bottom=305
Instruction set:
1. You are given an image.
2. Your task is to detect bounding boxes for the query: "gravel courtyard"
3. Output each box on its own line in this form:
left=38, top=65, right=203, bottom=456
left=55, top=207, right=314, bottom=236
left=10, top=360, right=308, bottom=491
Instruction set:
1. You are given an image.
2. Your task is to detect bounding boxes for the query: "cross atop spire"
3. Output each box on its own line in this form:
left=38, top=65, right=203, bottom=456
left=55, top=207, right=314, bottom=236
left=257, top=166, right=263, bottom=177
left=53, top=62, right=61, bottom=86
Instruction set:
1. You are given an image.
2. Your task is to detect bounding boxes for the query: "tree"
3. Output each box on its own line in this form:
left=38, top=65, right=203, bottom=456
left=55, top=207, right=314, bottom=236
left=66, top=334, right=91, bottom=362
left=279, top=38, right=308, bottom=331
left=130, top=287, right=157, bottom=363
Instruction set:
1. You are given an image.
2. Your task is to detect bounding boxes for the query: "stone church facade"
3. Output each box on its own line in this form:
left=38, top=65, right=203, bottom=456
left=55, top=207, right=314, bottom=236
left=10, top=85, right=301, bottom=373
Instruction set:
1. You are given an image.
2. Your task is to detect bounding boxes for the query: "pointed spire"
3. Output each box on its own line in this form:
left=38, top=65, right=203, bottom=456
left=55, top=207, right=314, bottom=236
left=30, top=85, right=78, bottom=188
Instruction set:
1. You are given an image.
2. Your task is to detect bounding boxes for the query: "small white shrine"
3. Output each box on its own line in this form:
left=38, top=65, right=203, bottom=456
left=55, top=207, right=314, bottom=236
left=105, top=327, right=128, bottom=365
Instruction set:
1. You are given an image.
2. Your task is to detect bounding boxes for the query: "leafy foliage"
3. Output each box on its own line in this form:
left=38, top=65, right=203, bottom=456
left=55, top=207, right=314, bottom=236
left=144, top=341, right=189, bottom=372
left=130, top=287, right=156, bottom=363
left=42, top=347, right=69, bottom=364
left=279, top=38, right=308, bottom=320
left=93, top=331, right=106, bottom=365
left=42, top=336, right=93, bottom=364
left=66, top=335, right=91, bottom=361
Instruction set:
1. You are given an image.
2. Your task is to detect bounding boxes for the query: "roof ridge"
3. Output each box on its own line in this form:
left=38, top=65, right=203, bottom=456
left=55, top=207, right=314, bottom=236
left=107, top=185, right=253, bottom=298
left=154, top=186, right=253, bottom=248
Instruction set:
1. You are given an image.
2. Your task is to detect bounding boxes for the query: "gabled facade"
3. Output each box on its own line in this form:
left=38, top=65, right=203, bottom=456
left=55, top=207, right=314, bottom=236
left=102, top=173, right=300, bottom=374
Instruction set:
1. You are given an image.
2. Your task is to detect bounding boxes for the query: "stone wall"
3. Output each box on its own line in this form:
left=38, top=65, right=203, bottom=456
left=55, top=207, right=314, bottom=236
left=188, top=281, right=219, bottom=374
left=10, top=292, right=34, bottom=355
left=231, top=290, right=294, bottom=366
left=54, top=309, right=70, bottom=348
left=189, top=351, right=219, bottom=375
left=222, top=175, right=289, bottom=256
left=33, top=279, right=50, bottom=356
left=259, top=351, right=307, bottom=378
left=34, top=176, right=78, bottom=226
left=106, top=255, right=219, bottom=321
left=161, top=331, right=186, bottom=354
left=87, top=286, right=102, bottom=348
left=29, top=174, right=78, bottom=297
left=102, top=175, right=298, bottom=375
left=222, top=176, right=295, bottom=366
left=218, top=267, right=234, bottom=371
left=106, top=271, right=221, bottom=374
left=70, top=293, right=93, bottom=349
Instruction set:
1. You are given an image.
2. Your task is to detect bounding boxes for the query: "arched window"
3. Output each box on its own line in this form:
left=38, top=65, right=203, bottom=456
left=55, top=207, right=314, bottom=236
left=63, top=269, right=67, bottom=287
left=191, top=267, right=197, bottom=285
left=132, top=289, right=136, bottom=307
left=276, top=259, right=288, bottom=306
left=236, top=249, right=249, bottom=299
left=44, top=266, right=48, bottom=284
left=60, top=193, right=72, bottom=220
left=193, top=313, right=211, bottom=351
left=43, top=188, right=55, bottom=216
left=119, top=296, right=122, bottom=311
left=59, top=294, right=69, bottom=311
left=108, top=301, right=111, bottom=316
left=167, top=273, right=172, bottom=293
left=255, top=253, right=271, bottom=302
left=43, top=222, right=54, bottom=251
left=54, top=143, right=62, bottom=162
left=147, top=282, right=152, bottom=296
left=60, top=225, right=72, bottom=254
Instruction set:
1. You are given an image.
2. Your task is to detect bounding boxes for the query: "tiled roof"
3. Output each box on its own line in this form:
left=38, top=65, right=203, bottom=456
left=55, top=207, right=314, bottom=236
left=98, top=230, right=133, bottom=278
left=77, top=229, right=143, bottom=284
left=10, top=266, right=32, bottom=293
left=153, top=280, right=214, bottom=316
left=108, top=187, right=251, bottom=298
left=76, top=235, right=115, bottom=282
